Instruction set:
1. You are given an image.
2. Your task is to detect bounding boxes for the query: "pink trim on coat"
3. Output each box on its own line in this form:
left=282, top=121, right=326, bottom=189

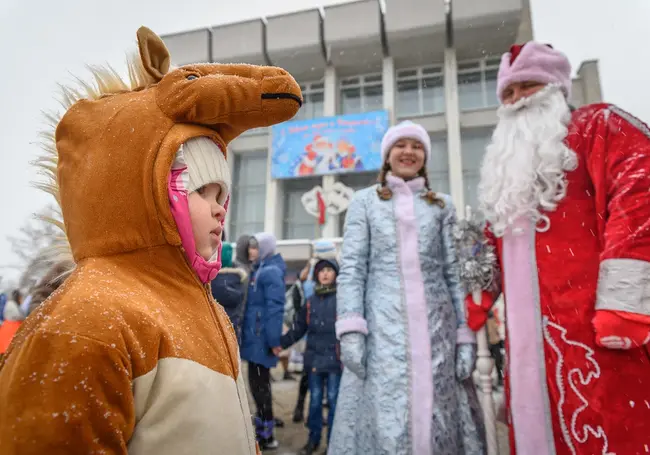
left=168, top=167, right=223, bottom=284
left=502, top=217, right=555, bottom=454
left=335, top=314, right=369, bottom=339
left=386, top=174, right=433, bottom=455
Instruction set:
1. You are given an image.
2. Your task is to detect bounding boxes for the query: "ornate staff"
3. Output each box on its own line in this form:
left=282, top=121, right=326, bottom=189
left=453, top=205, right=500, bottom=455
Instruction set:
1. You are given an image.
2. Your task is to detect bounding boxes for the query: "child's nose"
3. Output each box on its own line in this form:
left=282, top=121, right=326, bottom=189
left=213, top=203, right=226, bottom=221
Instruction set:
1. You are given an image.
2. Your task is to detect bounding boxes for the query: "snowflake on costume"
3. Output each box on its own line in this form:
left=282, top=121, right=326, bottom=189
left=452, top=207, right=499, bottom=295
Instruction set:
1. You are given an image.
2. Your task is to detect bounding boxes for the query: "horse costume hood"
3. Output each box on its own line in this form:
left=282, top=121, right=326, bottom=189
left=53, top=26, right=301, bottom=268
left=0, top=26, right=301, bottom=455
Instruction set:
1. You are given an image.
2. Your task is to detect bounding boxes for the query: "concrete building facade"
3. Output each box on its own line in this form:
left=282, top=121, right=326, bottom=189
left=162, top=0, right=602, bottom=269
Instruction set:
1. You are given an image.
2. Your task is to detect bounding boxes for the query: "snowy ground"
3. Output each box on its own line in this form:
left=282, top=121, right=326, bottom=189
left=246, top=363, right=510, bottom=454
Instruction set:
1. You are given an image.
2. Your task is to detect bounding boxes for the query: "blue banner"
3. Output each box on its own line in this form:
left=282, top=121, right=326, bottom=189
left=270, top=110, right=389, bottom=179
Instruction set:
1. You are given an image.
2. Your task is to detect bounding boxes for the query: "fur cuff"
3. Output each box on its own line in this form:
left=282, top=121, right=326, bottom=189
left=596, top=258, right=650, bottom=316
left=336, top=314, right=369, bottom=339
left=456, top=326, right=477, bottom=344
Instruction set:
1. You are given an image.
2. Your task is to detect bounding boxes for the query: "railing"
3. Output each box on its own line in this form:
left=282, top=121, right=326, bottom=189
left=472, top=289, right=499, bottom=455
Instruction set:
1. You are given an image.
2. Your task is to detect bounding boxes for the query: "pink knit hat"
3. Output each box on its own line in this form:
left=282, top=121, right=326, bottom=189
left=496, top=42, right=572, bottom=102
left=380, top=121, right=431, bottom=163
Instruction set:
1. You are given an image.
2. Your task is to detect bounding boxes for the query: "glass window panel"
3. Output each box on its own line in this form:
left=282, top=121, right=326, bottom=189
left=283, top=177, right=321, bottom=239
left=230, top=153, right=268, bottom=239
left=422, top=76, right=445, bottom=114
left=396, top=79, right=420, bottom=117
left=341, top=77, right=359, bottom=86
left=484, top=69, right=499, bottom=107
left=461, top=129, right=492, bottom=210
left=458, top=71, right=483, bottom=110
left=463, top=172, right=481, bottom=211
left=422, top=66, right=442, bottom=75
left=338, top=173, right=377, bottom=234
left=293, top=107, right=307, bottom=121
left=309, top=91, right=325, bottom=119
left=397, top=69, right=417, bottom=78
left=458, top=61, right=480, bottom=71
left=363, top=85, right=384, bottom=112
left=364, top=74, right=382, bottom=83
left=341, top=87, right=362, bottom=114
left=338, top=172, right=376, bottom=191
left=232, top=186, right=265, bottom=223
left=428, top=136, right=450, bottom=194
left=312, top=100, right=324, bottom=119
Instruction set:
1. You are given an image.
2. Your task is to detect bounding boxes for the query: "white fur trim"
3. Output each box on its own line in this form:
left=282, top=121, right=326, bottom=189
left=381, top=121, right=431, bottom=163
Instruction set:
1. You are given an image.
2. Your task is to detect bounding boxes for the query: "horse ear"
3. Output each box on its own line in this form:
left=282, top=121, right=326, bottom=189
left=136, top=26, right=171, bottom=81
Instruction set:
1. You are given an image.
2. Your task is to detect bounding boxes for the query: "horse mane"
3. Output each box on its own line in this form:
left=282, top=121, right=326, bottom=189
left=31, top=52, right=159, bottom=268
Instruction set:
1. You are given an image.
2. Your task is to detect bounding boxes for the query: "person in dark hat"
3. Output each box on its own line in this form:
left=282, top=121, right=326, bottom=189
left=274, top=258, right=341, bottom=455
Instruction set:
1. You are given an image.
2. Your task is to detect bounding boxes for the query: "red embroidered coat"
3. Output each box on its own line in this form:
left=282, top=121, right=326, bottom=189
left=490, top=103, right=650, bottom=455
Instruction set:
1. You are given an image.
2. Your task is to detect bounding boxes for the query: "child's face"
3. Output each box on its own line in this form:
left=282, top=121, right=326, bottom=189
left=248, top=246, right=259, bottom=262
left=188, top=183, right=226, bottom=261
left=317, top=266, right=336, bottom=286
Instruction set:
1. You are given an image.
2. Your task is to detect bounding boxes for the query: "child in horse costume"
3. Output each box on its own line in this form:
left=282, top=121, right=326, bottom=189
left=0, top=27, right=302, bottom=455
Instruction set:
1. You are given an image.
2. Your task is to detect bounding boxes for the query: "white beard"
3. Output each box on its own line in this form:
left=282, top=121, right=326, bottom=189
left=478, top=84, right=578, bottom=238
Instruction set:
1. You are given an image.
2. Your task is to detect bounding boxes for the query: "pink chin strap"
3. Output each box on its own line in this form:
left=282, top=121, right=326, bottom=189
left=168, top=166, right=227, bottom=284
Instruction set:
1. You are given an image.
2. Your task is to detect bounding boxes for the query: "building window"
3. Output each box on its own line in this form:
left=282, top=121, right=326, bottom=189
left=337, top=172, right=377, bottom=234
left=461, top=128, right=492, bottom=210
left=428, top=134, right=450, bottom=195
left=340, top=74, right=383, bottom=115
left=396, top=66, right=445, bottom=117
left=457, top=57, right=501, bottom=111
left=229, top=152, right=268, bottom=240
left=294, top=81, right=325, bottom=121
left=283, top=177, right=322, bottom=240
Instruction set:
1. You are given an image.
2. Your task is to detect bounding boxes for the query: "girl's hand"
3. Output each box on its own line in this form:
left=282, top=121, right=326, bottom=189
left=271, top=347, right=283, bottom=356
left=340, top=332, right=366, bottom=379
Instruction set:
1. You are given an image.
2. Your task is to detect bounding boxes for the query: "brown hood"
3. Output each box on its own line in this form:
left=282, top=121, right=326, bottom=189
left=53, top=27, right=302, bottom=262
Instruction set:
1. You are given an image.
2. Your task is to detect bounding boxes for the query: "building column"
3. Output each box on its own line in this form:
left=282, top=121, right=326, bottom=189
left=264, top=133, right=283, bottom=236
left=577, top=61, right=603, bottom=105
left=321, top=65, right=339, bottom=238
left=443, top=47, right=465, bottom=216
left=383, top=56, right=396, bottom=125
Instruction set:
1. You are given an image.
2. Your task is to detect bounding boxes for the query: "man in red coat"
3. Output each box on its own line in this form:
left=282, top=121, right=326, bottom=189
left=468, top=41, right=650, bottom=455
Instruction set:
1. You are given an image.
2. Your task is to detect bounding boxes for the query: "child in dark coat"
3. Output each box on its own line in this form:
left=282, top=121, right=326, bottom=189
left=211, top=243, right=248, bottom=345
left=274, top=258, right=341, bottom=455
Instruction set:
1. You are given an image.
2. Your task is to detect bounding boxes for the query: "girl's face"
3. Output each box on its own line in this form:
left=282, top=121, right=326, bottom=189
left=317, top=266, right=336, bottom=286
left=188, top=183, right=226, bottom=261
left=387, top=138, right=426, bottom=179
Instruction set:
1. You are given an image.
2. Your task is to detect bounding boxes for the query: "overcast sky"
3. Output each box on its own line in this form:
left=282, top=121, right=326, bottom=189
left=1, top=0, right=648, bottom=283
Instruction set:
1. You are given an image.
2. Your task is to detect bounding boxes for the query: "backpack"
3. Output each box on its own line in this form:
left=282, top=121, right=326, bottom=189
left=284, top=280, right=305, bottom=327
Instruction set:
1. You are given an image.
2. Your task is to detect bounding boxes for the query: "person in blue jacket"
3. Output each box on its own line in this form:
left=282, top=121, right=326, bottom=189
left=211, top=242, right=248, bottom=345
left=274, top=258, right=341, bottom=455
left=0, top=293, right=7, bottom=323
left=240, top=232, right=286, bottom=451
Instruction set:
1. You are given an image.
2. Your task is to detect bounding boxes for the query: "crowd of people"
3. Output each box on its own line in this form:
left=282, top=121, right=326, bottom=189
left=0, top=24, right=649, bottom=455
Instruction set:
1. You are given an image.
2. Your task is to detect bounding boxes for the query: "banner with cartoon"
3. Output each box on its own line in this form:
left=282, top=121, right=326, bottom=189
left=270, top=110, right=389, bottom=179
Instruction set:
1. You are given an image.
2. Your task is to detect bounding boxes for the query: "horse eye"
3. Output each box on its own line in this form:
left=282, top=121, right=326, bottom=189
left=186, top=74, right=199, bottom=81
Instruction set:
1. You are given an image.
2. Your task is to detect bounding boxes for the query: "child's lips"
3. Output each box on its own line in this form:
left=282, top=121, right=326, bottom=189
left=209, top=227, right=222, bottom=244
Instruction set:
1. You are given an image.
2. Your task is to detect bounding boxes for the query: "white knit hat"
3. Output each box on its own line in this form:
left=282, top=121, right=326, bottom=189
left=380, top=121, right=431, bottom=163
left=182, top=137, right=231, bottom=205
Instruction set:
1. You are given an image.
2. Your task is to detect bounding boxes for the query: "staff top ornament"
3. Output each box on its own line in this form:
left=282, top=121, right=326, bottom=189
left=452, top=206, right=499, bottom=294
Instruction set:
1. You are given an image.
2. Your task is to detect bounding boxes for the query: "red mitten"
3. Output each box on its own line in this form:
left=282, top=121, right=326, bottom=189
left=466, top=291, right=494, bottom=331
left=593, top=310, right=650, bottom=350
